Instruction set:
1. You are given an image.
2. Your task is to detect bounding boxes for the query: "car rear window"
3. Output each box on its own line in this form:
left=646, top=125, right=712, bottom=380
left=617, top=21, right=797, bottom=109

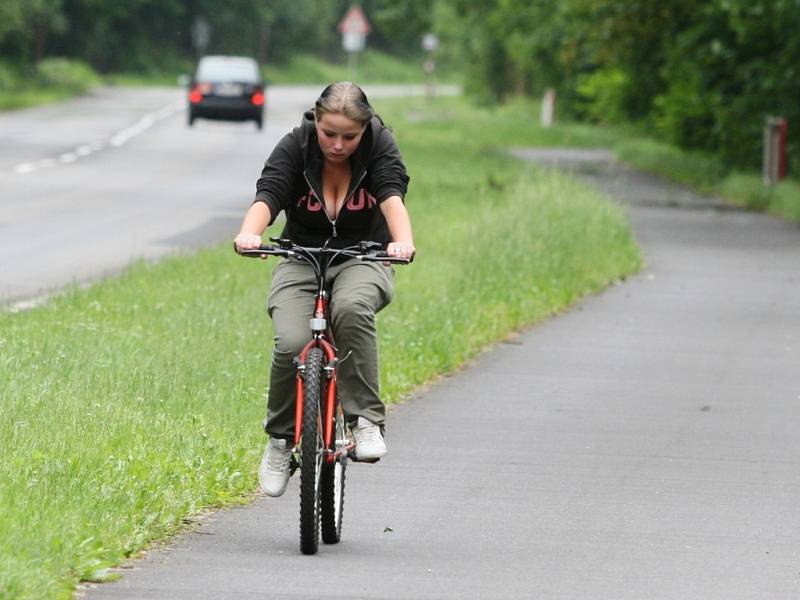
left=196, top=59, right=259, bottom=83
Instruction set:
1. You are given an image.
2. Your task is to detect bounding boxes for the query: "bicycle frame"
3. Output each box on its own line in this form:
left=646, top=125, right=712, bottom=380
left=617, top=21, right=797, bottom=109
left=294, top=300, right=340, bottom=464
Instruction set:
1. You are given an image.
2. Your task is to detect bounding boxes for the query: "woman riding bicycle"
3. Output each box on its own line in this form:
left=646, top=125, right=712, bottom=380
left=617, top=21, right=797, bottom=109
left=234, top=82, right=414, bottom=497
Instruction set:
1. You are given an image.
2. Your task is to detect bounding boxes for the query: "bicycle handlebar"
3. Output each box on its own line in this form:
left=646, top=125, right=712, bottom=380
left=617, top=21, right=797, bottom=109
left=234, top=241, right=413, bottom=264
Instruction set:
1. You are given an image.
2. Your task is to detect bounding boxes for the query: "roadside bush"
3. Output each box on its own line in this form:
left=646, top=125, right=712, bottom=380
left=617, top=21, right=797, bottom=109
left=615, top=138, right=727, bottom=191
left=35, top=58, right=100, bottom=93
left=718, top=173, right=770, bottom=211
left=0, top=61, right=16, bottom=91
left=770, top=180, right=800, bottom=222
left=574, top=67, right=629, bottom=124
left=652, top=61, right=719, bottom=150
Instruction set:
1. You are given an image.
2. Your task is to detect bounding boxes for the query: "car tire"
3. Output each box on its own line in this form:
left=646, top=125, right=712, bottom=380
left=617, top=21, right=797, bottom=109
left=255, top=118, right=263, bottom=131
left=188, top=111, right=196, bottom=127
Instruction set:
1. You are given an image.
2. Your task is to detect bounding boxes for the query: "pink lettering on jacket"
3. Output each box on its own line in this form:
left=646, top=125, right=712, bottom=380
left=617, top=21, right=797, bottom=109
left=346, top=189, right=376, bottom=211
left=297, top=192, right=323, bottom=212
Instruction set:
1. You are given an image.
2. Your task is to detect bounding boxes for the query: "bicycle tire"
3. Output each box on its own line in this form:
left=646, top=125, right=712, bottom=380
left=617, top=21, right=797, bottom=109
left=321, top=401, right=346, bottom=544
left=299, top=347, right=324, bottom=555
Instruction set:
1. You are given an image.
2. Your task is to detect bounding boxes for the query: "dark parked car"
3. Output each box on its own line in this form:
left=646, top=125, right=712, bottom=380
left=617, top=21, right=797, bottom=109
left=188, top=56, right=265, bottom=129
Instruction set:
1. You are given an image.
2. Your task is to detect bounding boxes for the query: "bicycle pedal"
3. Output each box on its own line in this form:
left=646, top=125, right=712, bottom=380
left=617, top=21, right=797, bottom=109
left=289, top=455, right=299, bottom=475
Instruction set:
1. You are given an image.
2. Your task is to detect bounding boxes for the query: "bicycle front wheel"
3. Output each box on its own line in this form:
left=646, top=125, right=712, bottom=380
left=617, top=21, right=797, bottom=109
left=299, top=347, right=324, bottom=555
left=321, top=401, right=346, bottom=544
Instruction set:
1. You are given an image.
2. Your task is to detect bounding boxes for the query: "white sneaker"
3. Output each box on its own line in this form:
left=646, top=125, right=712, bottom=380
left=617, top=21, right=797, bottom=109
left=258, top=437, right=292, bottom=497
left=352, top=417, right=387, bottom=460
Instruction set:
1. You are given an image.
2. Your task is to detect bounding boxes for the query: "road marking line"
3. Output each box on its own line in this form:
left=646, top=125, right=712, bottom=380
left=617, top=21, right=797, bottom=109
left=9, top=100, right=185, bottom=175
left=13, top=163, right=36, bottom=174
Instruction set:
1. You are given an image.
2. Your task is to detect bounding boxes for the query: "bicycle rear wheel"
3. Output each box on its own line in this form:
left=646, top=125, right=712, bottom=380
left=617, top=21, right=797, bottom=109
left=321, top=401, right=346, bottom=544
left=299, top=347, right=324, bottom=555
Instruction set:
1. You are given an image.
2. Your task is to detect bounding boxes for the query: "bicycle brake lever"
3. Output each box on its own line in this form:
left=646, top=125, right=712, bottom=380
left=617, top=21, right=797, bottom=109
left=358, top=241, right=384, bottom=253
left=270, top=237, right=294, bottom=249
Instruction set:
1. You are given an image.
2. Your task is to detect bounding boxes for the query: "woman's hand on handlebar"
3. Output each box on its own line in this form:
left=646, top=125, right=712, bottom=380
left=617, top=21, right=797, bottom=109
left=386, top=241, right=415, bottom=261
left=234, top=233, right=264, bottom=254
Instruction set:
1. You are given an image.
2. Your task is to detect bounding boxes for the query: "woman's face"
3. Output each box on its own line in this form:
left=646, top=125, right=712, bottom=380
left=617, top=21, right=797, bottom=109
left=315, top=112, right=365, bottom=164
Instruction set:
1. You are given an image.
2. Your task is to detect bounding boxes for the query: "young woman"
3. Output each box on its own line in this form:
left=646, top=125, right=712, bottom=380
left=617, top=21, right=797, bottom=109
left=234, top=82, right=414, bottom=497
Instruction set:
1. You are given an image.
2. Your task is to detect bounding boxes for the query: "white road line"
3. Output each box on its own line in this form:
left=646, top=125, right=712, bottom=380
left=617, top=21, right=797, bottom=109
left=13, top=163, right=36, bottom=174
left=9, top=101, right=185, bottom=175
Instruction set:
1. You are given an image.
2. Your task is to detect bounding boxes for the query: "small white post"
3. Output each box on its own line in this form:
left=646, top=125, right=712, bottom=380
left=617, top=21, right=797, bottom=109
left=421, top=33, right=439, bottom=102
left=541, top=88, right=556, bottom=128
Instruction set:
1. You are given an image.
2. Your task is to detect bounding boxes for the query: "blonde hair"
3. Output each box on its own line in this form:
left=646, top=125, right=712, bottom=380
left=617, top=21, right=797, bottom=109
left=314, top=81, right=374, bottom=125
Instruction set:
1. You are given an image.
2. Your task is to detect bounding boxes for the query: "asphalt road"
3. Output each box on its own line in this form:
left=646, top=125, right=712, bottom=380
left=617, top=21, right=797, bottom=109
left=77, top=147, right=800, bottom=599
left=0, top=83, right=455, bottom=307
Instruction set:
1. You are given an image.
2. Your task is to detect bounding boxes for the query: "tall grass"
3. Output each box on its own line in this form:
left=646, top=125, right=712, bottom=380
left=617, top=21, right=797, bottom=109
left=0, top=96, right=641, bottom=598
left=613, top=131, right=800, bottom=223
left=614, top=138, right=727, bottom=192
left=262, top=51, right=428, bottom=85
left=0, top=58, right=101, bottom=111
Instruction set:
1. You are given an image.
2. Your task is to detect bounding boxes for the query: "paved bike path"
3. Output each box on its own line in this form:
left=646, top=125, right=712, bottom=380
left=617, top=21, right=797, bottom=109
left=84, top=152, right=800, bottom=599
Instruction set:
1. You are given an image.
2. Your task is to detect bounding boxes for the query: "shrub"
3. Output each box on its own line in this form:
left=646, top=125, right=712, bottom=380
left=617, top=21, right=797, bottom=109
left=615, top=138, right=726, bottom=190
left=718, top=173, right=771, bottom=210
left=770, top=180, right=800, bottom=222
left=574, top=67, right=629, bottom=124
left=35, top=58, right=100, bottom=93
left=652, top=62, right=718, bottom=150
left=0, top=61, right=17, bottom=92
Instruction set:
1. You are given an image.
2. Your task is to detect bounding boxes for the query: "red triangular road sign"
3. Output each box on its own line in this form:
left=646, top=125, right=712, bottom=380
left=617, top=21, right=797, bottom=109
left=338, top=5, right=371, bottom=35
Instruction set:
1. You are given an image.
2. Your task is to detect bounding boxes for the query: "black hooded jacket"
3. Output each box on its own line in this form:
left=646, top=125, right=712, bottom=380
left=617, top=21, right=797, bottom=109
left=253, top=110, right=409, bottom=249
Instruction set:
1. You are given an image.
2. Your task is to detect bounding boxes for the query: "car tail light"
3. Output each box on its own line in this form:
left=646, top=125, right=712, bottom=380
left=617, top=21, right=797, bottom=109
left=251, top=91, right=265, bottom=106
left=189, top=82, right=213, bottom=104
left=189, top=86, right=203, bottom=104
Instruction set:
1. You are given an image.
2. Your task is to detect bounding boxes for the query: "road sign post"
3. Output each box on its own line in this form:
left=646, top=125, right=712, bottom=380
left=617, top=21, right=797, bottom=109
left=191, top=16, right=211, bottom=58
left=339, top=6, right=371, bottom=81
left=421, top=33, right=438, bottom=101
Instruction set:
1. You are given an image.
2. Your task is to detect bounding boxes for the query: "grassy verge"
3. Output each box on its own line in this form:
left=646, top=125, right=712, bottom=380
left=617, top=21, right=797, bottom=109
left=106, top=50, right=431, bottom=88
left=264, top=51, right=430, bottom=85
left=0, top=96, right=641, bottom=599
left=484, top=97, right=800, bottom=225
left=614, top=131, right=800, bottom=224
left=0, top=58, right=102, bottom=111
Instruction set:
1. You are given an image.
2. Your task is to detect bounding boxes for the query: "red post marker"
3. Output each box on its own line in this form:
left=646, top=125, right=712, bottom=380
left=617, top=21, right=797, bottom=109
left=764, top=116, right=789, bottom=185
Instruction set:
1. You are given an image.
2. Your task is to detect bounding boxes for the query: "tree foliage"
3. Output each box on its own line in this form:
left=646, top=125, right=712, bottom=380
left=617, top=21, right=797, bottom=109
left=438, top=0, right=800, bottom=170
left=0, top=0, right=433, bottom=73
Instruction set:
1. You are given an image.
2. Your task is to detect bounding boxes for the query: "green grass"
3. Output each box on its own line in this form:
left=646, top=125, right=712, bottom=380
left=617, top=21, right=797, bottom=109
left=0, top=95, right=641, bottom=599
left=484, top=97, right=800, bottom=225
left=264, top=51, right=429, bottom=85
left=400, top=95, right=619, bottom=151
left=611, top=126, right=800, bottom=223
left=0, top=88, right=78, bottom=110
left=717, top=173, right=772, bottom=210
left=0, top=58, right=101, bottom=111
left=615, top=138, right=727, bottom=192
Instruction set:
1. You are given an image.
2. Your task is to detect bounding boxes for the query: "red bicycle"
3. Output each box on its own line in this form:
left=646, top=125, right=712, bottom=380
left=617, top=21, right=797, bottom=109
left=238, top=238, right=410, bottom=554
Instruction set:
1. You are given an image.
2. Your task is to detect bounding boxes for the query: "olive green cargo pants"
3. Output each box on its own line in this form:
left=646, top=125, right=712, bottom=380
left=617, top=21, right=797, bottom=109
left=264, top=258, right=394, bottom=440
